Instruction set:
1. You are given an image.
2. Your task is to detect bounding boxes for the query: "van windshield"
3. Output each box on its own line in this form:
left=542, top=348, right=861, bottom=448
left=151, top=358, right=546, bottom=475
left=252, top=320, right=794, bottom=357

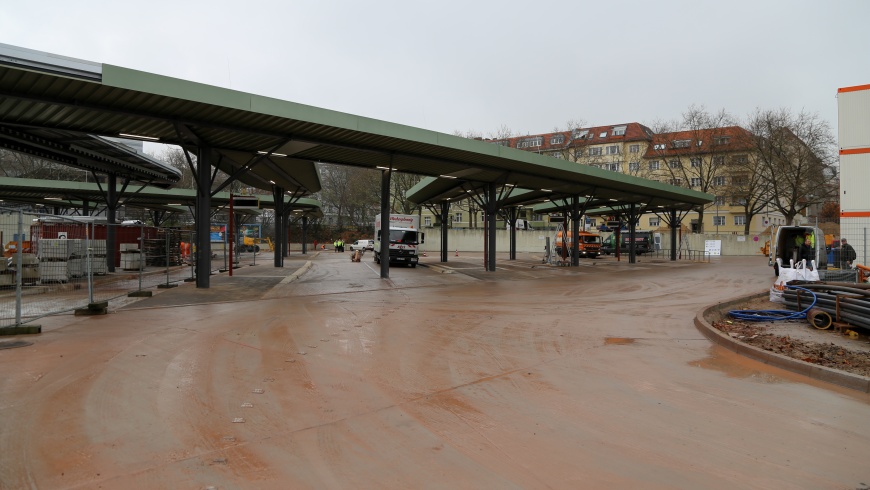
left=389, top=230, right=419, bottom=244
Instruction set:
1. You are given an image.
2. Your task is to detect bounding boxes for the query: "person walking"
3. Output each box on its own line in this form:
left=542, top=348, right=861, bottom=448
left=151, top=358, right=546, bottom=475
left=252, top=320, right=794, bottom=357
left=840, top=238, right=857, bottom=268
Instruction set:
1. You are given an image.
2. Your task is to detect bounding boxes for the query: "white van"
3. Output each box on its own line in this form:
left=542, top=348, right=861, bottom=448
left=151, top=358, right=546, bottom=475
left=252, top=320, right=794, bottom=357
left=506, top=219, right=533, bottom=230
left=770, top=225, right=827, bottom=276
left=350, top=239, right=374, bottom=251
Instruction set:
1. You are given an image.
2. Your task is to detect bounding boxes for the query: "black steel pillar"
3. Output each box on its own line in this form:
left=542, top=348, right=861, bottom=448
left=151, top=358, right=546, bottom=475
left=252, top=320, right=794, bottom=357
left=379, top=166, right=391, bottom=278
left=508, top=207, right=517, bottom=261
left=571, top=195, right=581, bottom=267
left=487, top=183, right=497, bottom=271
left=273, top=187, right=284, bottom=267
left=440, top=201, right=449, bottom=263
left=628, top=203, right=637, bottom=264
left=82, top=199, right=89, bottom=217
left=670, top=208, right=678, bottom=261
left=301, top=216, right=308, bottom=254
left=195, top=145, right=212, bottom=288
left=106, top=174, right=117, bottom=273
left=283, top=212, right=290, bottom=258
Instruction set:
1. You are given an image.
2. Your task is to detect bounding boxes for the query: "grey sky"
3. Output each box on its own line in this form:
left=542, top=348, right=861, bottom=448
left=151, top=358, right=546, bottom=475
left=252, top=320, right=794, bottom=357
left=3, top=1, right=869, bottom=138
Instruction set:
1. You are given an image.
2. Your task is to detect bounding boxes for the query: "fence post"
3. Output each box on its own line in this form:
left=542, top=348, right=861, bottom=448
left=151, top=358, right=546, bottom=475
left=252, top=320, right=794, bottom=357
left=138, top=223, right=144, bottom=292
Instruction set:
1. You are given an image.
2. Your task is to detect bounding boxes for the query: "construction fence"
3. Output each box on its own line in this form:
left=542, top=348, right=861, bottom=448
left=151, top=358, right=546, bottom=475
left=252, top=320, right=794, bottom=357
left=0, top=208, right=263, bottom=329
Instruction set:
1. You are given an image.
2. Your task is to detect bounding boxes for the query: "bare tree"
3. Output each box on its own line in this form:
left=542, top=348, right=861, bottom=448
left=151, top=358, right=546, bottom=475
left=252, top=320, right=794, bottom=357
left=745, top=108, right=838, bottom=226
left=646, top=105, right=738, bottom=233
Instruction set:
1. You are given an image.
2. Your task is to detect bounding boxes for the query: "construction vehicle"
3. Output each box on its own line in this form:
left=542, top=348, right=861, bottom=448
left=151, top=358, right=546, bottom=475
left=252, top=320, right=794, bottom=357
left=555, top=229, right=601, bottom=259
left=240, top=236, right=275, bottom=253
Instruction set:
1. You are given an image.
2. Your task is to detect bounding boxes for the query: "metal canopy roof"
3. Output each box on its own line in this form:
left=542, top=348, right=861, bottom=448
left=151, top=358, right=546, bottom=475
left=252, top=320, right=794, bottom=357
left=1, top=42, right=709, bottom=210
left=407, top=171, right=711, bottom=212
left=0, top=126, right=181, bottom=188
left=0, top=177, right=323, bottom=218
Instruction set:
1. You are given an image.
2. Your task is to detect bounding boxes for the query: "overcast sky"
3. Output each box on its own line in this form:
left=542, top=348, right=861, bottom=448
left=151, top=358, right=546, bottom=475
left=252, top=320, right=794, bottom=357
left=3, top=1, right=869, bottom=139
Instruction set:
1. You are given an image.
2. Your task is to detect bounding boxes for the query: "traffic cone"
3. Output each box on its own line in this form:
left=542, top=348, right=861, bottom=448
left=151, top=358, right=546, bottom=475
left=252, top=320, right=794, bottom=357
left=455, top=249, right=459, bottom=257
left=423, top=252, right=427, bottom=257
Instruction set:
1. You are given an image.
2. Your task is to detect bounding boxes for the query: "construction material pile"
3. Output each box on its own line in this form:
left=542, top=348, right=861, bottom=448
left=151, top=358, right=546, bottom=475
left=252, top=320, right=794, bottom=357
left=782, top=282, right=870, bottom=330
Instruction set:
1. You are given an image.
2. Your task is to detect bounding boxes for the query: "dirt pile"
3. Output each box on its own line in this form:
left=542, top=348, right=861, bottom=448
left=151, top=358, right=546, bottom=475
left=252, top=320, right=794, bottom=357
left=711, top=317, right=870, bottom=377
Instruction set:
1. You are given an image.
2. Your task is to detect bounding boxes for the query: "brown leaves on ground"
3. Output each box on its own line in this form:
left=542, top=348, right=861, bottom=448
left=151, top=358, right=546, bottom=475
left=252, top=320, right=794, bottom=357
left=712, top=319, right=870, bottom=377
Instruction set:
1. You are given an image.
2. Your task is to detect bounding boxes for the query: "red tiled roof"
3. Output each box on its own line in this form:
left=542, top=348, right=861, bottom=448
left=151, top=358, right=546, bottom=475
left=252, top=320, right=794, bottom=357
left=493, top=122, right=655, bottom=152
left=643, top=126, right=754, bottom=158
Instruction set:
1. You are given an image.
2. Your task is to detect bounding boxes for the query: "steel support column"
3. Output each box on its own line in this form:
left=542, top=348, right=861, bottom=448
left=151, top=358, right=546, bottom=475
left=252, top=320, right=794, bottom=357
left=301, top=216, right=308, bottom=254
left=628, top=203, right=637, bottom=264
left=106, top=174, right=117, bottom=273
left=195, top=145, right=212, bottom=288
left=440, top=201, right=449, bottom=263
left=379, top=166, right=391, bottom=278
left=273, top=187, right=284, bottom=267
left=508, top=207, right=517, bottom=261
left=487, top=182, right=497, bottom=271
left=571, top=196, right=581, bottom=267
left=670, top=208, right=678, bottom=261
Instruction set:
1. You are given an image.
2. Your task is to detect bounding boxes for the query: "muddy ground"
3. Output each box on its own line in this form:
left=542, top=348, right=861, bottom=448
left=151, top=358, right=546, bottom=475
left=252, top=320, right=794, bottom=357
left=712, top=295, right=870, bottom=377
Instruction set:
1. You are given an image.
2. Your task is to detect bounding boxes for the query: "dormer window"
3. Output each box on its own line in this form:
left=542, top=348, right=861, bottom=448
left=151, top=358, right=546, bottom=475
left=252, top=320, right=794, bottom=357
left=550, top=134, right=565, bottom=145
left=611, top=125, right=627, bottom=136
left=672, top=139, right=691, bottom=148
left=713, top=136, right=731, bottom=145
left=599, top=132, right=608, bottom=138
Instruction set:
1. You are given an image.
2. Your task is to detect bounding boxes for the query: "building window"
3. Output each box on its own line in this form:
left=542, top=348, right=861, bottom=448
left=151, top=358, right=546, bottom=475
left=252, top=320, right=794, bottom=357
left=713, top=156, right=725, bottom=166
left=494, top=140, right=510, bottom=147
left=714, top=195, right=726, bottom=206
left=649, top=160, right=660, bottom=170
left=605, top=162, right=621, bottom=172
left=713, top=136, right=731, bottom=145
left=672, top=139, right=691, bottom=148
left=573, top=149, right=584, bottom=159
left=606, top=145, right=620, bottom=155
left=713, top=216, right=725, bottom=226
left=572, top=129, right=589, bottom=139
left=629, top=162, right=640, bottom=172
left=713, top=176, right=726, bottom=186
left=588, top=147, right=602, bottom=156
left=670, top=178, right=682, bottom=186
left=454, top=212, right=463, bottom=223
left=424, top=216, right=432, bottom=227
left=653, top=143, right=666, bottom=150
left=731, top=154, right=749, bottom=165
left=517, top=136, right=543, bottom=149
left=551, top=152, right=563, bottom=159
left=599, top=132, right=607, bottom=138
left=734, top=215, right=746, bottom=226
left=586, top=218, right=596, bottom=226
left=690, top=158, right=702, bottom=168
left=612, top=125, right=627, bottom=136
left=649, top=217, right=660, bottom=227
left=550, top=135, right=565, bottom=145
left=669, top=159, right=681, bottom=169
left=732, top=174, right=748, bottom=185
left=690, top=177, right=701, bottom=187
left=629, top=144, right=640, bottom=153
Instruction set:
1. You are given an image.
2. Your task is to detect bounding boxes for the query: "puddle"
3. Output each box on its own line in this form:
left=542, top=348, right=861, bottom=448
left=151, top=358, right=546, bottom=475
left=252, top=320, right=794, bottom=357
left=690, top=354, right=787, bottom=384
left=604, top=337, right=635, bottom=346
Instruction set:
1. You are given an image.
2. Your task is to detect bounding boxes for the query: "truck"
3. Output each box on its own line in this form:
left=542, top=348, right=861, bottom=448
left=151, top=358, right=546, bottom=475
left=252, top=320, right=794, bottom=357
left=555, top=229, right=601, bottom=258
left=374, top=214, right=425, bottom=268
left=601, top=230, right=653, bottom=256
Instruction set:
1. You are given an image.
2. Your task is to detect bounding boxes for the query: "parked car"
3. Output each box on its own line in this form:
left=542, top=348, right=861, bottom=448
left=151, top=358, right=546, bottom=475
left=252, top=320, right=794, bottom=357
left=350, top=239, right=374, bottom=251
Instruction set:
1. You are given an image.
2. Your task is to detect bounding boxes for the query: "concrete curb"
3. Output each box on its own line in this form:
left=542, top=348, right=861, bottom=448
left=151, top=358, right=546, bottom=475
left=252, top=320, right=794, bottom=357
left=278, top=261, right=313, bottom=285
left=694, top=292, right=870, bottom=393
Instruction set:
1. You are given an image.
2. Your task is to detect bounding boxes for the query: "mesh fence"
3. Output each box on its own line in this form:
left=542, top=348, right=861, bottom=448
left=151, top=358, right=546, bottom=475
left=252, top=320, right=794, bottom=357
left=0, top=208, right=255, bottom=327
left=837, top=217, right=870, bottom=283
